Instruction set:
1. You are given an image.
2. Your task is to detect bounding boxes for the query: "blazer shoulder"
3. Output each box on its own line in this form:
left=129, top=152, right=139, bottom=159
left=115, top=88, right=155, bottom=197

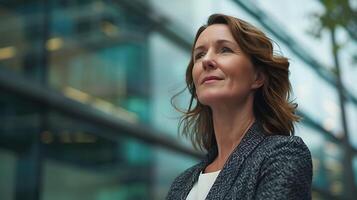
left=254, top=135, right=313, bottom=199
left=261, top=135, right=310, bottom=154
left=258, top=135, right=313, bottom=175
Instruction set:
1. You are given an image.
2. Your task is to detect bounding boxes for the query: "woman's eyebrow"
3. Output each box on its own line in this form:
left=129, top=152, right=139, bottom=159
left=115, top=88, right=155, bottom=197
left=193, top=39, right=236, bottom=54
left=195, top=39, right=235, bottom=49
left=193, top=45, right=205, bottom=53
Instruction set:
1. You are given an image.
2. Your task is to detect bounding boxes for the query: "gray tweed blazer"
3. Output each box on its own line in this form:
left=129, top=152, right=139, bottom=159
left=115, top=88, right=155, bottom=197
left=166, top=122, right=313, bottom=200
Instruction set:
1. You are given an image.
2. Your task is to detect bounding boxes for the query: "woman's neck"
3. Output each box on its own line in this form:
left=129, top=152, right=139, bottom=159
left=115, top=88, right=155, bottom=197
left=205, top=97, right=255, bottom=172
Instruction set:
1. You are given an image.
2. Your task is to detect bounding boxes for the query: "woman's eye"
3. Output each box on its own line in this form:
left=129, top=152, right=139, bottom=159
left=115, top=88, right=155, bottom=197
left=221, top=47, right=233, bottom=53
left=194, top=52, right=205, bottom=60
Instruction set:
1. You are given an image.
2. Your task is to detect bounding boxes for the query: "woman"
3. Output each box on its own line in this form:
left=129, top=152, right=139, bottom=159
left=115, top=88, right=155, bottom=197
left=167, top=14, right=312, bottom=200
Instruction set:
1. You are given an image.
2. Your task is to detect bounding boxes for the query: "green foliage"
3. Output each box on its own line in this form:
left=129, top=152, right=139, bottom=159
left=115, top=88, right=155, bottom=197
left=318, top=0, right=355, bottom=29
left=309, top=0, right=357, bottom=68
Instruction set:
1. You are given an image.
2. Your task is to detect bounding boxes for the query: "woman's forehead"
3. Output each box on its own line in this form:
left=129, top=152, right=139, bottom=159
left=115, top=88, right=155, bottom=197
left=195, top=24, right=236, bottom=47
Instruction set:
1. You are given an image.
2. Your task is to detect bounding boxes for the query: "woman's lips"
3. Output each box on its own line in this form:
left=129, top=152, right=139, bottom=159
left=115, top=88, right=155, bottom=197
left=201, top=76, right=223, bottom=84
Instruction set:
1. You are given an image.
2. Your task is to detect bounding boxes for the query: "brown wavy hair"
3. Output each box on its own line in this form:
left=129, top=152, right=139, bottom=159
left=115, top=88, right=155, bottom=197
left=172, top=14, right=300, bottom=151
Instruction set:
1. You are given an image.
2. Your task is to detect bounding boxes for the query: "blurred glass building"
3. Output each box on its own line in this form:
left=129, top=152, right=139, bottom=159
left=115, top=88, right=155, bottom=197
left=0, top=0, right=356, bottom=200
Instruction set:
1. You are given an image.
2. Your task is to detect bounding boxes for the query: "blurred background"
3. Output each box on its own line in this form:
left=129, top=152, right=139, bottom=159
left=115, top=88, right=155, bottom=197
left=0, top=0, right=356, bottom=199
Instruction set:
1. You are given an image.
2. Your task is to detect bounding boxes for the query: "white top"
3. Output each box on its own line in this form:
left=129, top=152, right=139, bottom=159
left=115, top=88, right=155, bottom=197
left=186, top=170, right=221, bottom=200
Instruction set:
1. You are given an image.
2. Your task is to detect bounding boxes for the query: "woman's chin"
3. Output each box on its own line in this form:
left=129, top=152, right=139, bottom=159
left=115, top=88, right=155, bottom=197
left=197, top=94, right=226, bottom=106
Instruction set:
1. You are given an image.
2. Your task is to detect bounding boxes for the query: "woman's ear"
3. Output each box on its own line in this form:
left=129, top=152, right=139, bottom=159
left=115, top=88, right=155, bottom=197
left=251, top=70, right=265, bottom=89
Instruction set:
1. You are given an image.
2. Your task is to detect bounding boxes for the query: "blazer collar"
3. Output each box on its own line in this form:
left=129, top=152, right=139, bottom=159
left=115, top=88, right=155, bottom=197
left=187, top=121, right=267, bottom=199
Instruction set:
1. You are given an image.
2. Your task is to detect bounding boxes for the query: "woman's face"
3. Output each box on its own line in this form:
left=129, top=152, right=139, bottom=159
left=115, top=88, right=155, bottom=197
left=192, top=24, right=262, bottom=107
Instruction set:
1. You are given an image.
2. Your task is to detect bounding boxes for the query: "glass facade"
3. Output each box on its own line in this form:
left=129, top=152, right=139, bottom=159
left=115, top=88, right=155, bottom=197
left=0, top=0, right=356, bottom=200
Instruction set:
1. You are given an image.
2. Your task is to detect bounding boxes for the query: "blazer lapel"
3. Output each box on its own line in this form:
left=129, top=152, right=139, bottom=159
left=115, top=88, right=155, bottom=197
left=205, top=122, right=266, bottom=199
left=179, top=146, right=217, bottom=200
left=179, top=146, right=218, bottom=199
left=178, top=162, right=203, bottom=199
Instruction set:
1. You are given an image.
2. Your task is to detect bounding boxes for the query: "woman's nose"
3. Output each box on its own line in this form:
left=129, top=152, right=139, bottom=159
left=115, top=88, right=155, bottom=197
left=202, top=54, right=217, bottom=70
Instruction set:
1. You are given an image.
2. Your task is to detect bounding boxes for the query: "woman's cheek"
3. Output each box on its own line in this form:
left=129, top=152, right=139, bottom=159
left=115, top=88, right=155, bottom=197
left=192, top=67, right=200, bottom=87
